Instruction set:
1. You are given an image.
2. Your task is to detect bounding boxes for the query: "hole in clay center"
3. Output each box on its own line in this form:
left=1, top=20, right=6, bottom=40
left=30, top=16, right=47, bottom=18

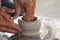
left=22, top=17, right=38, bottom=21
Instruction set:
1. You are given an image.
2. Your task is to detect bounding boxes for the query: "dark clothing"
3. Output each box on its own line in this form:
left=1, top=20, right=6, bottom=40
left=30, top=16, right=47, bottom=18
left=2, top=0, right=22, bottom=17
left=2, top=0, right=15, bottom=9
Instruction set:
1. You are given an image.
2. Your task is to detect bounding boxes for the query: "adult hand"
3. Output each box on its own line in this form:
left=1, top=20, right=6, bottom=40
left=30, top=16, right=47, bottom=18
left=22, top=0, right=36, bottom=21
left=13, top=0, right=36, bottom=21
left=0, top=6, right=22, bottom=33
left=0, top=6, right=16, bottom=23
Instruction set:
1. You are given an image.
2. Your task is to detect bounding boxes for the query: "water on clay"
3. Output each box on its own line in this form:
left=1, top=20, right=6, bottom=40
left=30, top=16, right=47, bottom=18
left=8, top=33, right=41, bottom=40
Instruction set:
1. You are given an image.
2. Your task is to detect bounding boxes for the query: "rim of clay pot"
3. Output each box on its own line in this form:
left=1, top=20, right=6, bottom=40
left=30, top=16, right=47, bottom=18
left=22, top=16, right=38, bottom=22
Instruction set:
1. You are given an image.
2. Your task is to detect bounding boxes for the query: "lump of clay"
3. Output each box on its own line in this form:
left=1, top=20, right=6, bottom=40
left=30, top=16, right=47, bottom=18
left=9, top=17, right=41, bottom=40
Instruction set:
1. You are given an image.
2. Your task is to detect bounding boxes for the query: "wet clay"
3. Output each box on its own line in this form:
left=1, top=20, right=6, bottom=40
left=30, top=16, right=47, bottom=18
left=9, top=17, right=41, bottom=40
left=52, top=38, right=59, bottom=40
left=9, top=35, right=40, bottom=40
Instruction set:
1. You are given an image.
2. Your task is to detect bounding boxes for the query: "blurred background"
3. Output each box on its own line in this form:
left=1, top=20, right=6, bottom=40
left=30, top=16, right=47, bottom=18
left=35, top=0, right=60, bottom=19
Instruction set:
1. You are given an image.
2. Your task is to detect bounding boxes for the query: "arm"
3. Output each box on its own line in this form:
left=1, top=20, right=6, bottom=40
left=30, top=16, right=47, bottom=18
left=13, top=0, right=20, bottom=19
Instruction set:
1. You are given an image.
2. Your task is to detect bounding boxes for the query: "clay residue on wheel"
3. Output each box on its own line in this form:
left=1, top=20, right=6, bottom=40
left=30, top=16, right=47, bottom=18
left=8, top=35, right=41, bottom=40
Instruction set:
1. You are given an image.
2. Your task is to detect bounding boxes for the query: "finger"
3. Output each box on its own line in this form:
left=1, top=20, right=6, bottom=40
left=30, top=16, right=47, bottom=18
left=0, top=11, right=13, bottom=23
left=23, top=0, right=33, bottom=21
left=0, top=16, right=21, bottom=32
left=0, top=15, right=21, bottom=32
left=7, top=9, right=15, bottom=13
left=0, top=7, right=13, bottom=23
left=4, top=22, right=22, bottom=32
left=2, top=6, right=15, bottom=13
left=10, top=23, right=22, bottom=32
left=0, top=26, right=17, bottom=33
left=0, top=15, right=7, bottom=26
left=0, top=19, right=22, bottom=32
left=24, top=6, right=32, bottom=21
left=21, top=7, right=26, bottom=16
left=32, top=0, right=36, bottom=8
left=0, top=15, right=4, bottom=20
left=13, top=7, right=20, bottom=19
left=29, top=2, right=35, bottom=21
left=31, top=0, right=35, bottom=20
left=0, top=15, right=11, bottom=26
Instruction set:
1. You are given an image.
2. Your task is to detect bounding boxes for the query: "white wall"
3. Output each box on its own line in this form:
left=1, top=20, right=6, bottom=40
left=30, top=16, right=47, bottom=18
left=35, top=0, right=60, bottom=19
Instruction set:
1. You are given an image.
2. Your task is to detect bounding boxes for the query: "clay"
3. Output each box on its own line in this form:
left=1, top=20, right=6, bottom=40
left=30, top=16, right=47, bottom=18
left=0, top=36, right=8, bottom=40
left=52, top=38, right=59, bottom=40
left=9, top=35, right=40, bottom=40
left=9, top=17, right=41, bottom=40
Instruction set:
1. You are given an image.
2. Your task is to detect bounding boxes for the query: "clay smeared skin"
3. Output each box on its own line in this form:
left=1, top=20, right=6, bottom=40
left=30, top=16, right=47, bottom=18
left=0, top=6, right=22, bottom=33
left=13, top=0, right=36, bottom=21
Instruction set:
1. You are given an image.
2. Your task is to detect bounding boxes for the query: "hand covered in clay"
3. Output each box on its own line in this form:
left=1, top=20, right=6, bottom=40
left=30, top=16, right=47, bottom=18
left=0, top=6, right=22, bottom=33
left=13, top=0, right=36, bottom=21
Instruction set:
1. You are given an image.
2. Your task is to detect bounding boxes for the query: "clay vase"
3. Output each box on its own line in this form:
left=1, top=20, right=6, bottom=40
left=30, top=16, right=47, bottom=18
left=9, top=17, right=41, bottom=40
